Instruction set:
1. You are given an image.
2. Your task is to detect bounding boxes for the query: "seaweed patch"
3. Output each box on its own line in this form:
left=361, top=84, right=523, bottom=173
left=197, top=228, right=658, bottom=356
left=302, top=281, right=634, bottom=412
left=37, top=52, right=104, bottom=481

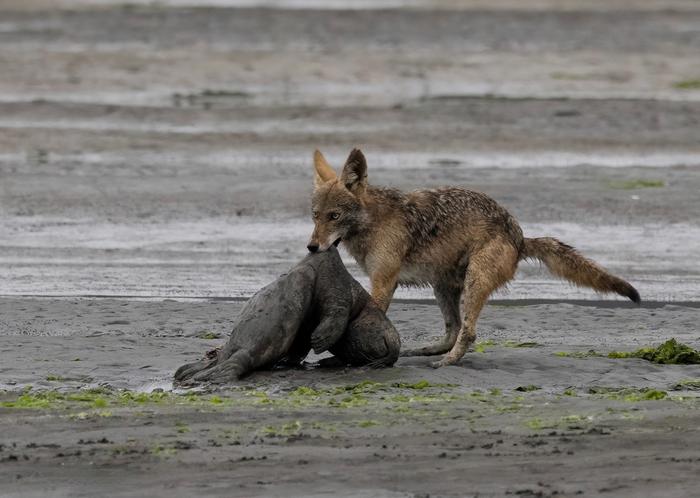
left=608, top=339, right=700, bottom=365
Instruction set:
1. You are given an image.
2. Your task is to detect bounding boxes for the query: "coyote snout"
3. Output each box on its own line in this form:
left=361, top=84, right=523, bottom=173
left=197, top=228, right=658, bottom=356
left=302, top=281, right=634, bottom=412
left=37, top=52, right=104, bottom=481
left=306, top=227, right=341, bottom=253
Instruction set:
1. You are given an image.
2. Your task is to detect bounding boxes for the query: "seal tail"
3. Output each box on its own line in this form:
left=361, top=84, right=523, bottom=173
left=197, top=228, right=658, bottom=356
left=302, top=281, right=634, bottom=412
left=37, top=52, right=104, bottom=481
left=520, top=237, right=640, bottom=304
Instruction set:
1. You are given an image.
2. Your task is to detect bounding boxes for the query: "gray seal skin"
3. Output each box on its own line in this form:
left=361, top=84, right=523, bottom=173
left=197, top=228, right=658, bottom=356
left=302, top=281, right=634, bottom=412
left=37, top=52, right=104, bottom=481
left=174, top=247, right=400, bottom=384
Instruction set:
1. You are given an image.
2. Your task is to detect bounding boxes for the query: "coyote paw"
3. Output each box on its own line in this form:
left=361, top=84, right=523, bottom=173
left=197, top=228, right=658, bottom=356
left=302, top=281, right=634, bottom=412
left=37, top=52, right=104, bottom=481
left=430, top=354, right=461, bottom=369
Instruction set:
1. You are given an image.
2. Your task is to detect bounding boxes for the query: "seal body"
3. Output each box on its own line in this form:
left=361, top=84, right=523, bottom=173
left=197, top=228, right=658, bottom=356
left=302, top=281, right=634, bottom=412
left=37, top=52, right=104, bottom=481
left=174, top=247, right=400, bottom=384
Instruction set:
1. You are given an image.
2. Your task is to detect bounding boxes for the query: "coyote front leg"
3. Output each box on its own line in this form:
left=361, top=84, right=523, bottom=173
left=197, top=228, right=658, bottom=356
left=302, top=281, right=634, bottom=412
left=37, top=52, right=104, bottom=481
left=370, top=265, right=400, bottom=312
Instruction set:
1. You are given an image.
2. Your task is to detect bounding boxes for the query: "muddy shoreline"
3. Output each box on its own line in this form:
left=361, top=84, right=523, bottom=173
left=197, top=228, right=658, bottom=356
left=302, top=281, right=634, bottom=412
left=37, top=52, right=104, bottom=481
left=2, top=1, right=699, bottom=301
left=2, top=0, right=700, bottom=495
left=2, top=298, right=700, bottom=497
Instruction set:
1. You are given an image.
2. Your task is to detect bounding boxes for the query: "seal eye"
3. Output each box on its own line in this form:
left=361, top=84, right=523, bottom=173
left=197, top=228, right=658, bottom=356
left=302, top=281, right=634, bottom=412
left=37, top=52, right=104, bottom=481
left=329, top=212, right=340, bottom=220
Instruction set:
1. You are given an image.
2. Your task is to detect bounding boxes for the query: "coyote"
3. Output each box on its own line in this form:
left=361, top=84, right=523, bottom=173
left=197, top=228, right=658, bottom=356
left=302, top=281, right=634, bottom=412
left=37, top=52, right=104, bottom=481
left=307, top=149, right=640, bottom=368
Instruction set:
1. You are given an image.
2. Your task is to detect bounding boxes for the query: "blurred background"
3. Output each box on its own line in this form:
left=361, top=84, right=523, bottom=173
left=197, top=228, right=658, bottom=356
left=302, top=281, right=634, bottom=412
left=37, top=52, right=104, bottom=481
left=1, top=0, right=698, bottom=301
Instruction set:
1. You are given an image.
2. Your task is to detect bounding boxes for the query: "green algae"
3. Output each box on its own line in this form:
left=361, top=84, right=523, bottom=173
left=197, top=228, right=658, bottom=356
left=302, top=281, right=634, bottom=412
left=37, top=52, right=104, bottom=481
left=474, top=340, right=497, bottom=353
left=309, top=421, right=338, bottom=433
left=526, top=414, right=592, bottom=431
left=555, top=350, right=604, bottom=358
left=280, top=382, right=394, bottom=408
left=150, top=444, right=178, bottom=457
left=0, top=381, right=426, bottom=410
left=0, top=381, right=567, bottom=430
left=390, top=392, right=460, bottom=405
left=357, top=419, right=380, bottom=428
left=262, top=420, right=302, bottom=437
left=525, top=417, right=554, bottom=430
left=561, top=414, right=591, bottom=425
left=672, top=379, right=700, bottom=391
left=608, top=339, right=700, bottom=364
left=674, top=79, right=700, bottom=90
left=0, top=389, right=226, bottom=411
left=556, top=340, right=700, bottom=365
left=607, top=179, right=664, bottom=190
left=117, top=391, right=170, bottom=404
left=473, top=339, right=540, bottom=352
left=197, top=331, right=221, bottom=340
left=71, top=410, right=113, bottom=420
left=1, top=392, right=59, bottom=409
left=92, top=397, right=109, bottom=408
left=329, top=394, right=369, bottom=408
left=331, top=380, right=383, bottom=395
left=393, top=380, right=431, bottom=389
left=629, top=390, right=667, bottom=401
left=288, top=381, right=385, bottom=398
left=290, top=386, right=322, bottom=397
left=495, top=401, right=523, bottom=413
left=589, top=387, right=667, bottom=402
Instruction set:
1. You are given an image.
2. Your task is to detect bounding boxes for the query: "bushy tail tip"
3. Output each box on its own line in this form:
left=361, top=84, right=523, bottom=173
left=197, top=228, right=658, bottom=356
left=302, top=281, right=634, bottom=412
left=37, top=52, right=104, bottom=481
left=521, top=237, right=641, bottom=304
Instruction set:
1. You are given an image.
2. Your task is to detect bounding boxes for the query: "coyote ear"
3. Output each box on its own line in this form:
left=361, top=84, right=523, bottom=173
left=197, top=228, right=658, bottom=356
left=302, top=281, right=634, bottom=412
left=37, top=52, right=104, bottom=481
left=313, top=149, right=337, bottom=188
left=340, top=148, right=367, bottom=194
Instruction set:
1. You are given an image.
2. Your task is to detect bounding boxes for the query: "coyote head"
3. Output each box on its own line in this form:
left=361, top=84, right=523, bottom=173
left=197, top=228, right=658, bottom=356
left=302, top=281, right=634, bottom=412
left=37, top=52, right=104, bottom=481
left=307, top=148, right=368, bottom=252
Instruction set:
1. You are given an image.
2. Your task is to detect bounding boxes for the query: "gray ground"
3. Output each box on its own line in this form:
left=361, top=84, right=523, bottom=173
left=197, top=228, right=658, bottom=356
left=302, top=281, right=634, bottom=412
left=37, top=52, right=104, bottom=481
left=1, top=298, right=700, bottom=497
left=1, top=0, right=700, bottom=496
left=1, top=0, right=699, bottom=300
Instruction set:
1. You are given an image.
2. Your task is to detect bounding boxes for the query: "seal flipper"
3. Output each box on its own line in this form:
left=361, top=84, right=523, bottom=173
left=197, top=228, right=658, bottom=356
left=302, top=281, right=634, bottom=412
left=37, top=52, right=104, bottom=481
left=174, top=358, right=215, bottom=384
left=330, top=301, right=401, bottom=367
left=309, top=250, right=352, bottom=353
left=190, top=348, right=254, bottom=383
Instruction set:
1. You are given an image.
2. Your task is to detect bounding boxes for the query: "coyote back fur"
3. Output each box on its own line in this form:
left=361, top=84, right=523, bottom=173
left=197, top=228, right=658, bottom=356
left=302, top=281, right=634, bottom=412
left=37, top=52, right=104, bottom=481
left=308, top=149, right=640, bottom=368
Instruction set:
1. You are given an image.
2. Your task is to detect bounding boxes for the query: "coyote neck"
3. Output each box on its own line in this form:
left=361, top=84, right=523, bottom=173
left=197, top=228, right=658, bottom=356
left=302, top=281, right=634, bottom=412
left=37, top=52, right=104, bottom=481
left=340, top=187, right=405, bottom=273
left=341, top=225, right=375, bottom=273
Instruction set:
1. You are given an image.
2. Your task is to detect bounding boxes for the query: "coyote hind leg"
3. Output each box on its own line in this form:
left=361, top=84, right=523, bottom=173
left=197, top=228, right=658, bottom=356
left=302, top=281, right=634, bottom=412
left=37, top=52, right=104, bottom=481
left=432, top=239, right=518, bottom=368
left=401, top=280, right=462, bottom=357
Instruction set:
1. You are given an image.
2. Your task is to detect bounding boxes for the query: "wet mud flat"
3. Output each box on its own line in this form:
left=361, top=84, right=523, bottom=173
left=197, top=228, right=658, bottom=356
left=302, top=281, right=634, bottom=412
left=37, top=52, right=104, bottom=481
left=2, top=0, right=700, bottom=302
left=2, top=0, right=700, bottom=495
left=2, top=297, right=700, bottom=497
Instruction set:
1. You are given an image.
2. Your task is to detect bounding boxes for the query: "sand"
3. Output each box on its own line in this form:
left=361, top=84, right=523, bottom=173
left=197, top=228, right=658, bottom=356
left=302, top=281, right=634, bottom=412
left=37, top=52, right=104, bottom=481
left=2, top=0, right=700, bottom=496
left=1, top=1, right=700, bottom=301
left=1, top=298, right=700, bottom=497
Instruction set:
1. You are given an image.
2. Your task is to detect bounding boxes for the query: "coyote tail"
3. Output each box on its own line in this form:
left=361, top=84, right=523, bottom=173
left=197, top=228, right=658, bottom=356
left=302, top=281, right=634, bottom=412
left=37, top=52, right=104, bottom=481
left=520, top=237, right=640, bottom=304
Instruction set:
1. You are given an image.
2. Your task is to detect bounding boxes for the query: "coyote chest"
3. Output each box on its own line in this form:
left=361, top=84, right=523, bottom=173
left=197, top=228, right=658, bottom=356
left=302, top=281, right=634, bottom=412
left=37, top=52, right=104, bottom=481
left=348, top=242, right=433, bottom=287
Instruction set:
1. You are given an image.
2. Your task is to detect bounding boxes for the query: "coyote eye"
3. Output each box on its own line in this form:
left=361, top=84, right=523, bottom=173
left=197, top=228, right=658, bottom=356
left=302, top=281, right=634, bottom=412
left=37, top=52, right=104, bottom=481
left=329, top=212, right=340, bottom=220
left=312, top=211, right=319, bottom=219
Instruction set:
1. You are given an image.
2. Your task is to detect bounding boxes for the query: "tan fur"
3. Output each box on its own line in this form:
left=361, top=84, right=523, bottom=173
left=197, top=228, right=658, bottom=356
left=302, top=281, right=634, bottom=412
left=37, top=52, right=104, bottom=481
left=308, top=149, right=640, bottom=367
left=521, top=238, right=640, bottom=302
